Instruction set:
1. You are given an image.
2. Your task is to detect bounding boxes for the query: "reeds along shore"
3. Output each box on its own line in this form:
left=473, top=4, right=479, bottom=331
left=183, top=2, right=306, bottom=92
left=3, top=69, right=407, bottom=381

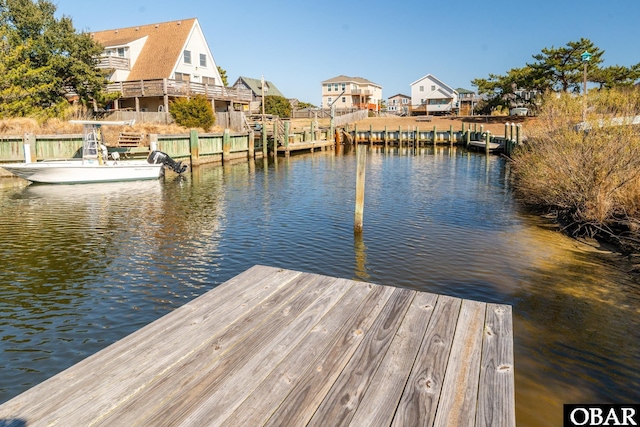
left=510, top=89, right=640, bottom=253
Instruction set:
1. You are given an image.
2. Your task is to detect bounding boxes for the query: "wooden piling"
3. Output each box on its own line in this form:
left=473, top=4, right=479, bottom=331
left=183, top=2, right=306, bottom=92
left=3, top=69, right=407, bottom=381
left=284, top=121, right=290, bottom=157
left=248, top=130, right=255, bottom=159
left=189, top=129, right=200, bottom=165
left=485, top=131, right=491, bottom=155
left=433, top=126, right=437, bottom=146
left=262, top=126, right=267, bottom=157
left=369, top=125, right=373, bottom=147
left=354, top=144, right=366, bottom=234
left=222, top=129, right=231, bottom=162
left=384, top=125, right=388, bottom=149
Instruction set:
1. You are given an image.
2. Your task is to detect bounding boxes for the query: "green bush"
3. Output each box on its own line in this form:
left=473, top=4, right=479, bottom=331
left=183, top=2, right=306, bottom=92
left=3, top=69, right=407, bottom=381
left=264, top=95, right=291, bottom=118
left=170, top=95, right=215, bottom=130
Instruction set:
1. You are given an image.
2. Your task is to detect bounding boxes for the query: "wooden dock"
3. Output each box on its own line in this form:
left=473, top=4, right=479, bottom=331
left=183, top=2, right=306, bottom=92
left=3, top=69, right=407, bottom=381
left=277, top=140, right=335, bottom=156
left=0, top=265, right=515, bottom=426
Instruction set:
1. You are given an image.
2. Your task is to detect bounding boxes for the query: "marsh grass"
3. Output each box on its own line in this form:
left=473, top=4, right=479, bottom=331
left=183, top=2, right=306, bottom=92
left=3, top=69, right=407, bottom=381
left=512, top=88, right=640, bottom=251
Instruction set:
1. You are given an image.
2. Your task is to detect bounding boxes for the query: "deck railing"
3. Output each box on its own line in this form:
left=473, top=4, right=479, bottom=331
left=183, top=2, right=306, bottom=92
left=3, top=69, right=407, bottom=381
left=105, top=79, right=253, bottom=103
left=96, top=56, right=130, bottom=70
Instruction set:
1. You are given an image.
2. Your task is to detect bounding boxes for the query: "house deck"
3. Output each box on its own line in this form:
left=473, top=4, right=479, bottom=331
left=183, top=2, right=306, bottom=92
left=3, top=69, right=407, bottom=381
left=0, top=265, right=515, bottom=426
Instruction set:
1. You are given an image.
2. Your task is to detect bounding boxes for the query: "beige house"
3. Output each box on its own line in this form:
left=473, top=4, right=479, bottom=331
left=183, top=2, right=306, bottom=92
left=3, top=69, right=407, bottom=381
left=321, top=76, right=382, bottom=111
left=90, top=18, right=251, bottom=114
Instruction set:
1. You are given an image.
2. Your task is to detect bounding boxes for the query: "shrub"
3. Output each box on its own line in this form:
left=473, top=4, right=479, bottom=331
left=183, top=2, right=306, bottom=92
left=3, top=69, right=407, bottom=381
left=170, top=95, right=215, bottom=130
left=264, top=95, right=291, bottom=118
left=511, top=88, right=640, bottom=247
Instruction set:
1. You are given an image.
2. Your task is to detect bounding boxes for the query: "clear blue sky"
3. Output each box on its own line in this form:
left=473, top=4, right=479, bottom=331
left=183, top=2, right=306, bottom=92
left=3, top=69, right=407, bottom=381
left=56, top=0, right=640, bottom=106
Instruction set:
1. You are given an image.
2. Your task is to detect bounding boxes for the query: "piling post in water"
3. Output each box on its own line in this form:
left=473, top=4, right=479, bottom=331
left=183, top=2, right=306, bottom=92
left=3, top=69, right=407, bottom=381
left=416, top=126, right=420, bottom=148
left=449, top=125, right=453, bottom=146
left=369, top=124, right=373, bottom=147
left=433, top=126, right=437, bottom=146
left=354, top=144, right=366, bottom=234
left=262, top=126, right=267, bottom=157
left=384, top=125, right=388, bottom=149
left=354, top=125, right=358, bottom=144
left=310, top=120, right=315, bottom=142
left=248, top=130, right=255, bottom=158
left=273, top=122, right=279, bottom=157
left=284, top=121, right=290, bottom=157
left=516, top=124, right=521, bottom=145
left=485, top=131, right=491, bottom=155
left=189, top=129, right=200, bottom=165
left=222, top=129, right=231, bottom=163
left=399, top=126, right=402, bottom=148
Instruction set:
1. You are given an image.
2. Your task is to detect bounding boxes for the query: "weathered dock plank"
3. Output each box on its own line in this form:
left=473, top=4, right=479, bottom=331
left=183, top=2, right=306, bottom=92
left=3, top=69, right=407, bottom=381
left=0, top=265, right=515, bottom=427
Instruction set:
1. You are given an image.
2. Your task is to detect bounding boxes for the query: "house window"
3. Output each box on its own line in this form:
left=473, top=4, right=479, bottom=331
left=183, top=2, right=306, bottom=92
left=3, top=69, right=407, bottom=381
left=184, top=50, right=191, bottom=64
left=199, top=54, right=207, bottom=67
left=328, top=97, right=332, bottom=105
left=117, top=48, right=125, bottom=57
left=334, top=83, right=338, bottom=91
left=327, top=84, right=331, bottom=92
left=175, top=72, right=190, bottom=81
left=342, top=97, right=346, bottom=103
left=402, top=98, right=408, bottom=104
left=431, top=85, right=436, bottom=91
left=341, top=83, right=346, bottom=91
left=419, top=86, right=424, bottom=92
left=202, top=76, right=216, bottom=85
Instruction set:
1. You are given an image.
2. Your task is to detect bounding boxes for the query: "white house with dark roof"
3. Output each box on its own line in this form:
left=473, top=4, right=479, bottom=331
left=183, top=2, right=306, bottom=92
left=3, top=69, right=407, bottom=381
left=321, top=76, right=382, bottom=111
left=410, top=74, right=458, bottom=116
left=90, top=18, right=250, bottom=113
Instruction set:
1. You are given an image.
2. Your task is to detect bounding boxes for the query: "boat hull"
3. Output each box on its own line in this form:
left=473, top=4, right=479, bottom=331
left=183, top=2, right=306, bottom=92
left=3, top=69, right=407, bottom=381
left=468, top=140, right=502, bottom=151
left=0, top=160, right=164, bottom=184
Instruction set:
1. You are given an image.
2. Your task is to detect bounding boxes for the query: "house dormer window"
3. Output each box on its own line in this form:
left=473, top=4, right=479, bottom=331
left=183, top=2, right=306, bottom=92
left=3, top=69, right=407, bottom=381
left=184, top=50, right=191, bottom=64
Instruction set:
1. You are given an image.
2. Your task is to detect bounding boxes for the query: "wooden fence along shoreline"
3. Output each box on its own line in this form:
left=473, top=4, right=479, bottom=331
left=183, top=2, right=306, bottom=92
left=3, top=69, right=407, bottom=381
left=0, top=120, right=522, bottom=169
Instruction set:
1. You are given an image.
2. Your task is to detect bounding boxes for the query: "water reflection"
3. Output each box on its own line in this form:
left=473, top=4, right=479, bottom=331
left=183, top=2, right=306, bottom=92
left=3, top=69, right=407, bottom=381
left=0, top=148, right=638, bottom=427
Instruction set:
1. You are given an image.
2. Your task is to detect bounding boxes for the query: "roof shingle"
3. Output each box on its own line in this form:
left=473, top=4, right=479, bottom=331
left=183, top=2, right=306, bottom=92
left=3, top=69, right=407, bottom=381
left=91, top=18, right=196, bottom=81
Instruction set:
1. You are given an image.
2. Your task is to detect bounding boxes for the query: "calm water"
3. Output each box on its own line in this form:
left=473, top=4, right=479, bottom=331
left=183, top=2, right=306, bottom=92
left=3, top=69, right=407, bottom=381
left=0, top=146, right=638, bottom=426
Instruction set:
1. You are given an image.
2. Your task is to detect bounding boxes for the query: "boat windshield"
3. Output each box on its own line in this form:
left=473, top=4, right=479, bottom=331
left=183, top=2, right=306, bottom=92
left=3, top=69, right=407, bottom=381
left=82, top=125, right=101, bottom=164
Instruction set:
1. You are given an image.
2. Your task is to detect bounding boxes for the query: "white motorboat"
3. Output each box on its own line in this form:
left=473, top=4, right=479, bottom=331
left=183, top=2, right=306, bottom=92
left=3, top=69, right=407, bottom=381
left=0, top=120, right=186, bottom=184
left=467, top=140, right=502, bottom=151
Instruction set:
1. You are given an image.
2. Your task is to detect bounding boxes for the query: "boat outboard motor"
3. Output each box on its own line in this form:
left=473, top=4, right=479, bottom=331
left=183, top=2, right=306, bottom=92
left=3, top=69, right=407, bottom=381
left=147, top=150, right=188, bottom=174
